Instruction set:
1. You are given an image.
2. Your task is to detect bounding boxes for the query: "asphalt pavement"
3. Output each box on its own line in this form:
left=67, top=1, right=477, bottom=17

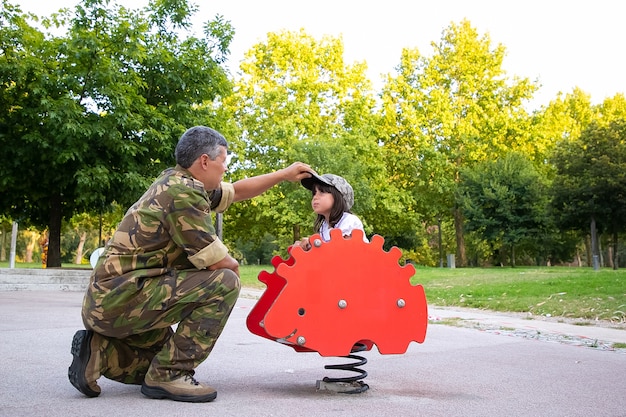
left=0, top=288, right=625, bottom=417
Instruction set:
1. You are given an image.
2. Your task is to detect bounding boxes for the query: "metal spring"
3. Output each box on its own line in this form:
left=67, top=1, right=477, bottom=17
left=321, top=343, right=369, bottom=394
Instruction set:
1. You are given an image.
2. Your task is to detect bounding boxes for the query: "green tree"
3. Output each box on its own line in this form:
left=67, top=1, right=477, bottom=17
left=380, top=20, right=539, bottom=266
left=596, top=93, right=626, bottom=125
left=551, top=119, right=626, bottom=269
left=457, top=152, right=551, bottom=266
left=0, top=0, right=234, bottom=266
left=224, top=30, right=399, bottom=250
left=542, top=92, right=626, bottom=267
left=535, top=88, right=597, bottom=149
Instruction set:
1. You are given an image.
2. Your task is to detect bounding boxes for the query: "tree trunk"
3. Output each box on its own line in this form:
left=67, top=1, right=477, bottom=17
left=215, top=213, right=223, bottom=240
left=590, top=217, right=599, bottom=270
left=453, top=207, right=466, bottom=267
left=293, top=224, right=301, bottom=244
left=438, top=217, right=444, bottom=268
left=612, top=232, right=619, bottom=270
left=47, top=194, right=63, bottom=268
left=599, top=236, right=604, bottom=267
left=511, top=244, right=516, bottom=267
left=75, top=230, right=87, bottom=264
left=0, top=224, right=6, bottom=261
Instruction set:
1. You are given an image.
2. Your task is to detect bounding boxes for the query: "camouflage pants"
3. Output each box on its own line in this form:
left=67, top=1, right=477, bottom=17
left=81, top=268, right=240, bottom=383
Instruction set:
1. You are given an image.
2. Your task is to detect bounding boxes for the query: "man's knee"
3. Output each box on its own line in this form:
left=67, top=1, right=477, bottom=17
left=217, top=268, right=241, bottom=294
left=193, top=268, right=240, bottom=296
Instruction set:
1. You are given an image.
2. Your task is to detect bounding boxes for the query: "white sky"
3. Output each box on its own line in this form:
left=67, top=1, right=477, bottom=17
left=15, top=0, right=626, bottom=110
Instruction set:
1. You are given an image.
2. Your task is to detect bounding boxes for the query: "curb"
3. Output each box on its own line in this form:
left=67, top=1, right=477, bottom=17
left=0, top=268, right=90, bottom=292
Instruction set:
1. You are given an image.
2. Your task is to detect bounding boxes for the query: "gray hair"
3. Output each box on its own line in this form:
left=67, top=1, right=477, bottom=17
left=175, top=126, right=228, bottom=168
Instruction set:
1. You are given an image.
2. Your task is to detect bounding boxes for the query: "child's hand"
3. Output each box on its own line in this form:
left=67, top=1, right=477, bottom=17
left=294, top=237, right=312, bottom=251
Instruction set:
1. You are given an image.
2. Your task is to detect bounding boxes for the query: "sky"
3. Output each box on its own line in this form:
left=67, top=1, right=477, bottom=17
left=15, top=0, right=626, bottom=110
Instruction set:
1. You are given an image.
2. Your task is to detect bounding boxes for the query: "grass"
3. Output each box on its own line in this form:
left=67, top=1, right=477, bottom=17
left=241, top=264, right=626, bottom=323
left=3, top=261, right=625, bottom=323
left=408, top=266, right=626, bottom=322
left=239, top=264, right=270, bottom=288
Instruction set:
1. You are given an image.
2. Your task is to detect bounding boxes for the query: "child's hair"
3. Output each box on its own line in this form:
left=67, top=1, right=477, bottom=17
left=312, top=183, right=351, bottom=233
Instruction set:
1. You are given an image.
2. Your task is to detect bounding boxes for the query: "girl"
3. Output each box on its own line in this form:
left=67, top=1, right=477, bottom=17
left=295, top=172, right=368, bottom=250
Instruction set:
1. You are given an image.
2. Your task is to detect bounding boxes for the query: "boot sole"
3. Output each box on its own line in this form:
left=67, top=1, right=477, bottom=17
left=141, top=383, right=217, bottom=403
left=68, top=330, right=100, bottom=397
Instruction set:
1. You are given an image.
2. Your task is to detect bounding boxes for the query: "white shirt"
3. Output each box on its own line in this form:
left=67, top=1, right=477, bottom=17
left=319, top=212, right=368, bottom=242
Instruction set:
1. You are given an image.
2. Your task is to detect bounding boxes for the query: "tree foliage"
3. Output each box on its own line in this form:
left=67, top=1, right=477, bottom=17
left=0, top=0, right=234, bottom=266
left=224, top=30, right=402, bottom=249
left=458, top=152, right=551, bottom=266
left=2, top=6, right=625, bottom=269
left=380, top=19, right=539, bottom=265
left=551, top=119, right=626, bottom=268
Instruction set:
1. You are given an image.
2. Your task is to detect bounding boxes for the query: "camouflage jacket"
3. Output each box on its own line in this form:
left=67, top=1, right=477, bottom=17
left=89, top=165, right=235, bottom=291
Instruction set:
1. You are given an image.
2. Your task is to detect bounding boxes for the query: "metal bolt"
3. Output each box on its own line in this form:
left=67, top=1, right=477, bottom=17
left=338, top=299, right=347, bottom=309
left=313, top=238, right=322, bottom=247
left=397, top=298, right=406, bottom=308
left=297, top=336, right=306, bottom=346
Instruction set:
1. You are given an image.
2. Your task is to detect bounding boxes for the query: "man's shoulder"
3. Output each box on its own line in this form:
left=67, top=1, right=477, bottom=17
left=156, top=166, right=205, bottom=193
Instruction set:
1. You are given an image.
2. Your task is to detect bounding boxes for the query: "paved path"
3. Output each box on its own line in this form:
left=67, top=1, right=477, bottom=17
left=1, top=290, right=625, bottom=417
left=426, top=302, right=626, bottom=351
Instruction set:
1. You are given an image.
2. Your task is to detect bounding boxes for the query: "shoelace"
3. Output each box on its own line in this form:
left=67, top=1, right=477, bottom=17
left=182, top=374, right=200, bottom=386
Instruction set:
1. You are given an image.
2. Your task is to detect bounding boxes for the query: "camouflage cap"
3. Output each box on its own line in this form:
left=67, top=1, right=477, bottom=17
left=301, top=172, right=354, bottom=210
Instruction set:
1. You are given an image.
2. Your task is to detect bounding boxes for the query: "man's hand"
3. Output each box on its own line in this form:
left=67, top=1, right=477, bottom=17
left=280, top=162, right=314, bottom=183
left=233, top=161, right=314, bottom=202
left=209, top=253, right=240, bottom=276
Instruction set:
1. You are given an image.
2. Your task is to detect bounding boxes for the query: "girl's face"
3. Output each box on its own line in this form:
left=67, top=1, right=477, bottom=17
left=311, top=186, right=334, bottom=218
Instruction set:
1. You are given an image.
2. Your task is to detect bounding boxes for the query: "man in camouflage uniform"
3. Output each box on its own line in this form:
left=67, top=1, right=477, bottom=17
left=68, top=126, right=312, bottom=402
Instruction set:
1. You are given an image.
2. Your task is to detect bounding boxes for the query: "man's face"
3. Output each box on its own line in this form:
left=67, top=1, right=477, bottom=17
left=201, top=146, right=229, bottom=190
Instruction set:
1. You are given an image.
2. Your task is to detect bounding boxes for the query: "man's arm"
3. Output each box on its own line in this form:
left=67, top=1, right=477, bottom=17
left=232, top=162, right=312, bottom=202
left=209, top=252, right=240, bottom=276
